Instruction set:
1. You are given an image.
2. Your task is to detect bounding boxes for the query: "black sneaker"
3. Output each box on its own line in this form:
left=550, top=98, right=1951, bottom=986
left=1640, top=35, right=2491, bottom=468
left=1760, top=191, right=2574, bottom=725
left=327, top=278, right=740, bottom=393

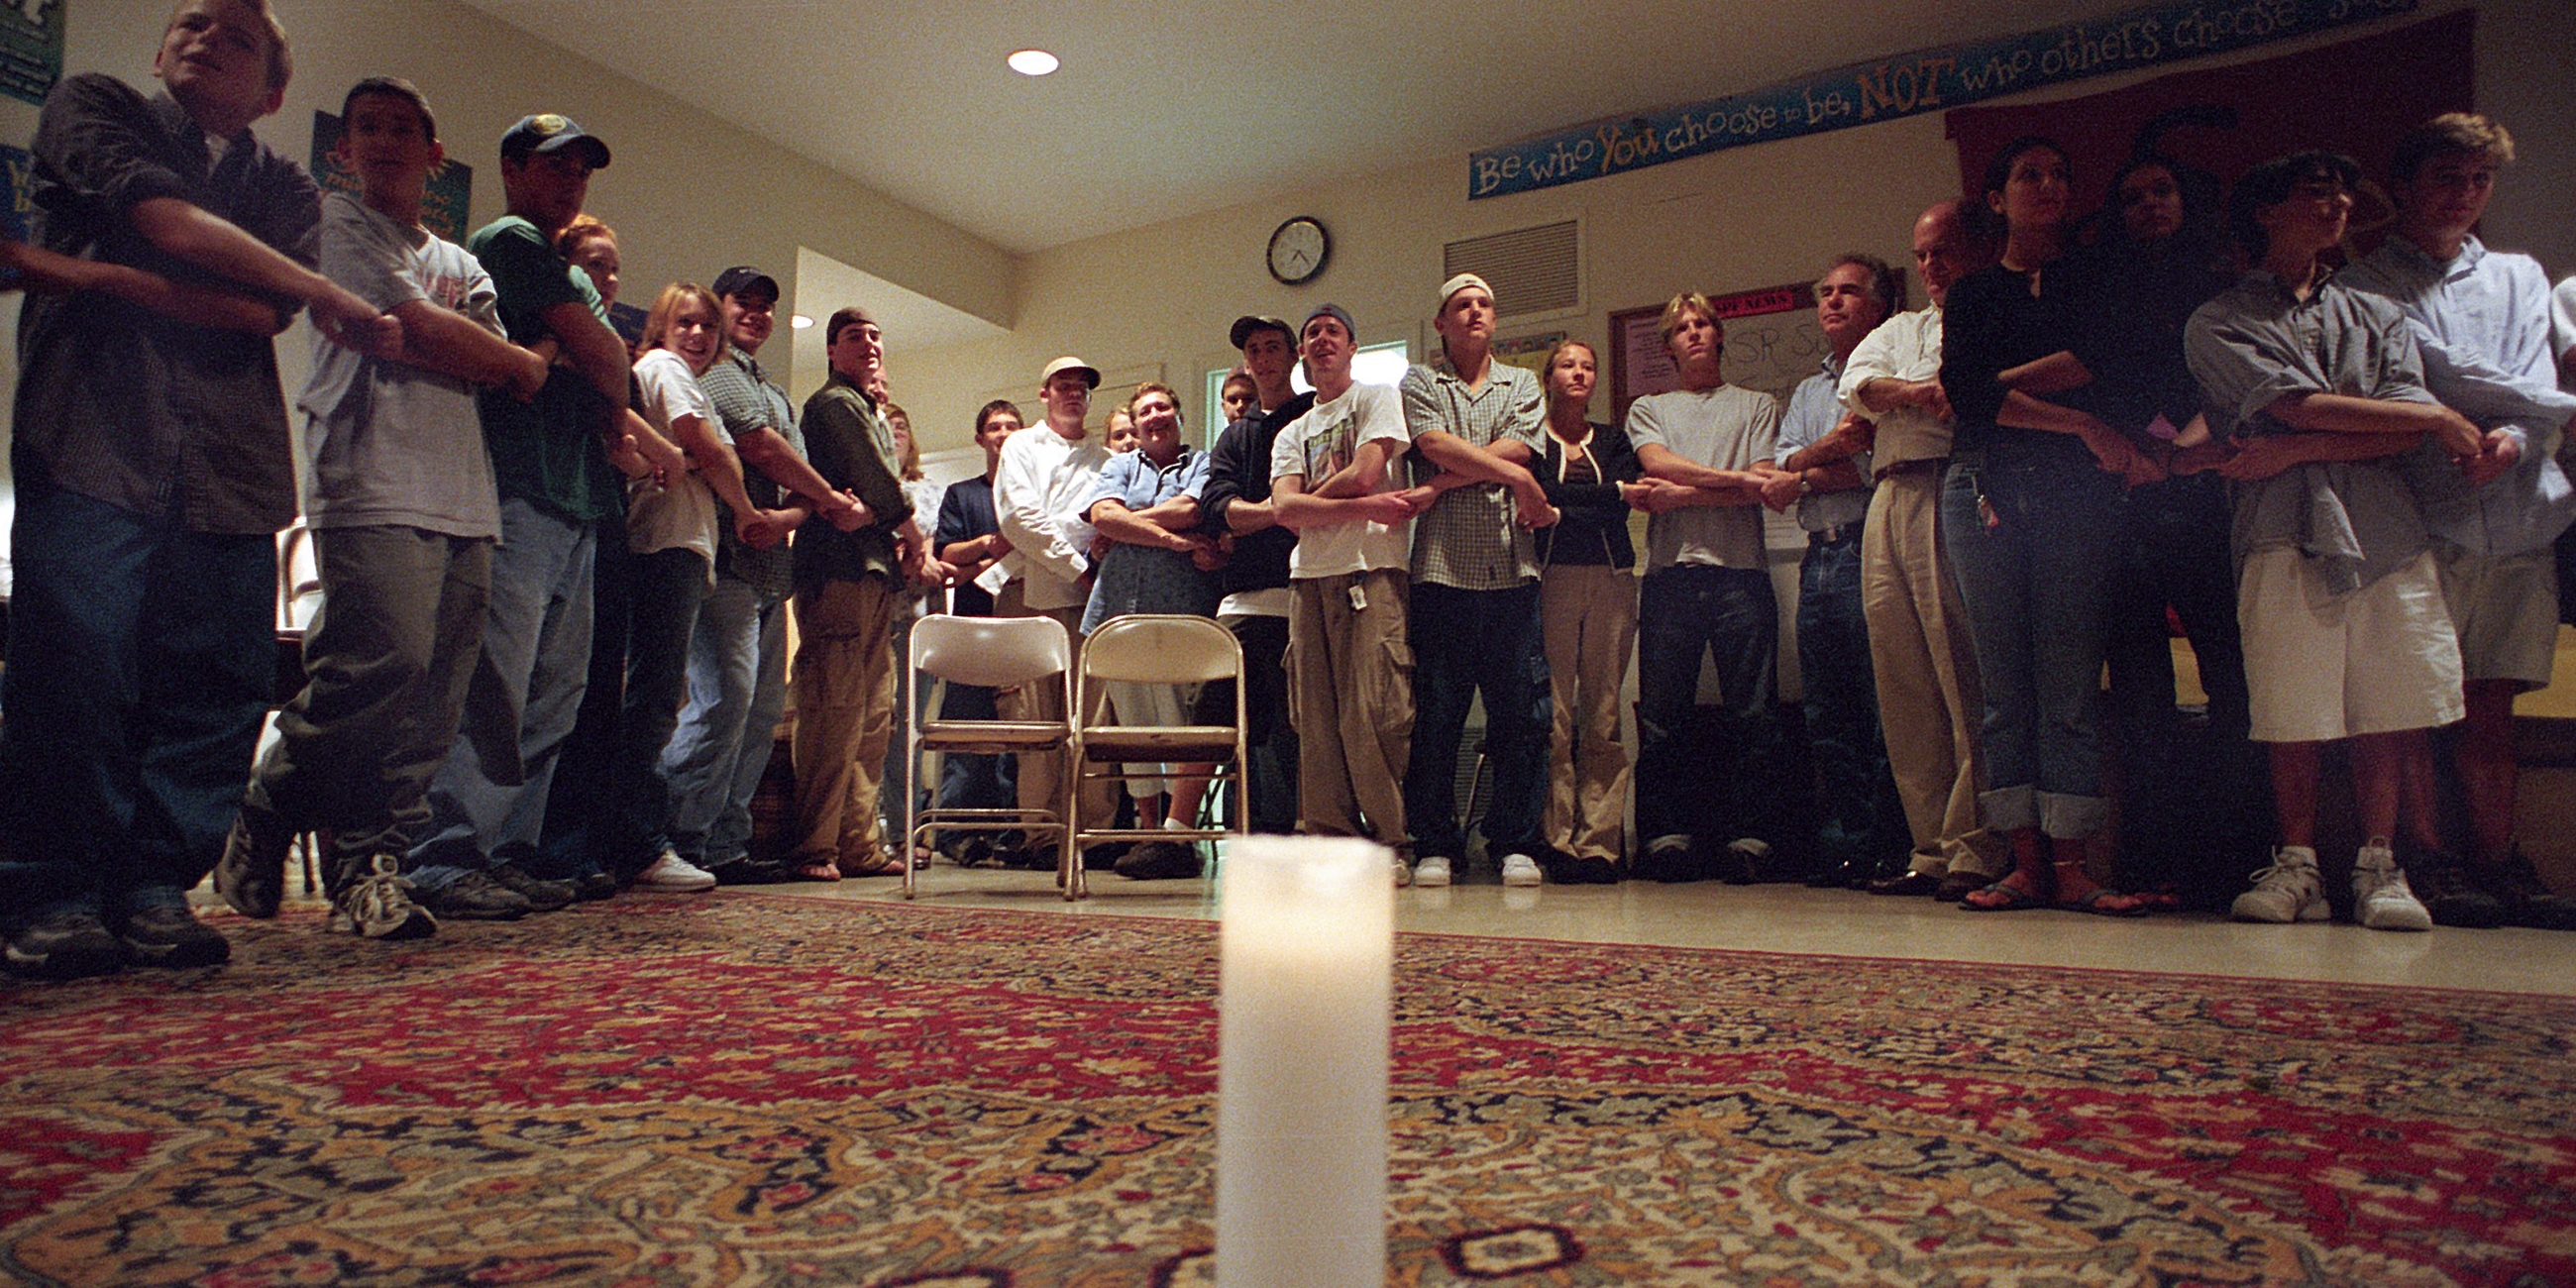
left=4, top=904, right=125, bottom=980
left=2483, top=853, right=2576, bottom=931
left=487, top=863, right=578, bottom=912
left=706, top=856, right=797, bottom=886
left=414, top=869, right=533, bottom=920
left=573, top=869, right=620, bottom=901
left=110, top=891, right=231, bottom=968
left=1114, top=839, right=1204, bottom=880
left=214, top=804, right=293, bottom=918
left=2410, top=860, right=2506, bottom=929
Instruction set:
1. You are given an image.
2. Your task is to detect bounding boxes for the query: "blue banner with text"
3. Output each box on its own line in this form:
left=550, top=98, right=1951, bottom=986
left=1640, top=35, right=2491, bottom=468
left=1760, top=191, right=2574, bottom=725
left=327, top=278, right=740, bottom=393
left=1467, top=0, right=2415, bottom=200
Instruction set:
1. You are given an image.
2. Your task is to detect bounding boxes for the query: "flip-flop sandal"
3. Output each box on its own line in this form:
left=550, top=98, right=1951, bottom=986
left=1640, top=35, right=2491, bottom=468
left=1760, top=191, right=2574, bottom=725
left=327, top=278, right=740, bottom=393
left=1961, top=878, right=2050, bottom=912
left=2061, top=887, right=2151, bottom=917
left=792, top=860, right=842, bottom=882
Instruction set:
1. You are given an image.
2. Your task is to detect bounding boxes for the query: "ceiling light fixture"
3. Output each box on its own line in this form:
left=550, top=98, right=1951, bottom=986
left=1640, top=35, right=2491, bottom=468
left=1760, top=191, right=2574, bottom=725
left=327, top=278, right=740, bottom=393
left=1007, top=49, right=1059, bottom=76
left=791, top=314, right=813, bottom=330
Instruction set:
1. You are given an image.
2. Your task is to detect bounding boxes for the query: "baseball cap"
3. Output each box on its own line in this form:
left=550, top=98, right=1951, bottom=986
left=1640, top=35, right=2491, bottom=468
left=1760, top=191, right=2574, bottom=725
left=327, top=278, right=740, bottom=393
left=499, top=113, right=611, bottom=168
left=1301, top=303, right=1356, bottom=340
left=1230, top=314, right=1295, bottom=350
left=1039, top=355, right=1101, bottom=388
left=1437, top=272, right=1493, bottom=310
left=711, top=266, right=781, bottom=304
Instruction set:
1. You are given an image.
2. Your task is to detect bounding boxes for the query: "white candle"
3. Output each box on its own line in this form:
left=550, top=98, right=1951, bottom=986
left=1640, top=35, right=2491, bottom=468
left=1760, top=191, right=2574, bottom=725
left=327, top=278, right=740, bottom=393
left=1216, top=836, right=1393, bottom=1288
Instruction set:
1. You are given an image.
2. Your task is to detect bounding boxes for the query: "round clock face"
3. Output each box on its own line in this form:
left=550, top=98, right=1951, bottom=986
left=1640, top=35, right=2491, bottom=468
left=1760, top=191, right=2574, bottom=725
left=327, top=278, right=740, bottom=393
left=1267, top=217, right=1329, bottom=285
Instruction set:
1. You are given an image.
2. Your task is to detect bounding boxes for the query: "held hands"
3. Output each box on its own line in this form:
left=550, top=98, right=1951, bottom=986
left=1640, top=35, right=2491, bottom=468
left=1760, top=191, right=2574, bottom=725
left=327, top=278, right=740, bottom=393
left=311, top=284, right=402, bottom=358
left=2459, top=428, right=2522, bottom=487
left=817, top=490, right=872, bottom=532
left=1893, top=377, right=1952, bottom=421
left=604, top=432, right=652, bottom=481
left=1619, top=480, right=1688, bottom=514
left=1758, top=471, right=1804, bottom=513
left=2215, top=435, right=2298, bottom=482
left=734, top=506, right=804, bottom=551
left=1352, top=489, right=1428, bottom=525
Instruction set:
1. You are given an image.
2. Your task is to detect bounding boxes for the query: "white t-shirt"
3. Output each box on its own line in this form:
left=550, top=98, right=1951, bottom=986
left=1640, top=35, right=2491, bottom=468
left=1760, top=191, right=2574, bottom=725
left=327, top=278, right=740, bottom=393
left=1269, top=382, right=1412, bottom=580
left=626, top=347, right=720, bottom=561
left=296, top=191, right=501, bottom=539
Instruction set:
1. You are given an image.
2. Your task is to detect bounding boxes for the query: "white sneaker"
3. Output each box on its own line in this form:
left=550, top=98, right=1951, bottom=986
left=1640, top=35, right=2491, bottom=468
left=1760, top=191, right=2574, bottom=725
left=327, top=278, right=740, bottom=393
left=1413, top=855, right=1453, bottom=888
left=1499, top=853, right=1543, bottom=887
left=2352, top=839, right=2431, bottom=932
left=2231, top=846, right=2329, bottom=923
left=1391, top=856, right=1414, bottom=888
left=635, top=849, right=718, bottom=893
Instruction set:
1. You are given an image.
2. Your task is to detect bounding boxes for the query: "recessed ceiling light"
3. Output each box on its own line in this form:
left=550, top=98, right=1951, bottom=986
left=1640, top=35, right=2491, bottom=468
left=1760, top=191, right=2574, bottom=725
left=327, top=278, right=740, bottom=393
left=791, top=314, right=813, bottom=330
left=1008, top=49, right=1059, bottom=76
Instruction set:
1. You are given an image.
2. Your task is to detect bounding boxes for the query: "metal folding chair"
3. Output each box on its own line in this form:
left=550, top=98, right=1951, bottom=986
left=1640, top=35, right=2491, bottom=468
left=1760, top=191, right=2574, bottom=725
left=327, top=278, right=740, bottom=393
left=1070, top=614, right=1247, bottom=897
left=902, top=614, right=1076, bottom=900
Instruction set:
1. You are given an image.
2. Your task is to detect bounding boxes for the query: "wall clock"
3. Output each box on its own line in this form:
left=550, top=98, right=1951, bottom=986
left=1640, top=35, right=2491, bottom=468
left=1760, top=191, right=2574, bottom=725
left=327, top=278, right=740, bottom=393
left=1266, top=216, right=1330, bottom=285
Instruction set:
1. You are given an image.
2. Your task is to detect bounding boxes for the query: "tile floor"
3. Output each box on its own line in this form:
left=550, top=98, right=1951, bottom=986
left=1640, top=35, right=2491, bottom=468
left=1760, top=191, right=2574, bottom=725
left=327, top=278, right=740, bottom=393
left=772, top=856, right=2576, bottom=997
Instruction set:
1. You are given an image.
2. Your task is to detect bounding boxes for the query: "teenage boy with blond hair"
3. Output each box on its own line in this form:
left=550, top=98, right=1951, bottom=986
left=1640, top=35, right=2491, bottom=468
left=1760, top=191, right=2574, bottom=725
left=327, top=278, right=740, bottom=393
left=2, top=0, right=400, bottom=977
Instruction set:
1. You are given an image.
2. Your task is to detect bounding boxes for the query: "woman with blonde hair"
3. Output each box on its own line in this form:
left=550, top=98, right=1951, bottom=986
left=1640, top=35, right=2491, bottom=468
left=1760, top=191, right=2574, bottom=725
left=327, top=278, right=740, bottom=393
left=603, top=282, right=800, bottom=891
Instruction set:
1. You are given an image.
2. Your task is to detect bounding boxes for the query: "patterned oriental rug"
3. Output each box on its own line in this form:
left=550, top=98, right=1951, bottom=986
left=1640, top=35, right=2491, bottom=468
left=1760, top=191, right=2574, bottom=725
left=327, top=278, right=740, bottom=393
left=1, top=896, right=2570, bottom=1288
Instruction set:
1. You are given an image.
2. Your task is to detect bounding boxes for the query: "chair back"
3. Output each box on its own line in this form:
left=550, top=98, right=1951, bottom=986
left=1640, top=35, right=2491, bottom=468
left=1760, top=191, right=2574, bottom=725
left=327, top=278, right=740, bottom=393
left=1080, top=614, right=1240, bottom=685
left=912, top=614, right=1072, bottom=689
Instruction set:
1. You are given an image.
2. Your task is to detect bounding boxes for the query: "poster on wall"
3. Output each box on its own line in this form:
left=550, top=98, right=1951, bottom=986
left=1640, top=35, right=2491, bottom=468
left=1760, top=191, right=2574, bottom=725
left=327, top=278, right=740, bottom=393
left=309, top=110, right=475, bottom=244
left=0, top=0, right=62, bottom=108
left=1608, top=282, right=1821, bottom=426
left=0, top=142, right=31, bottom=288
left=1428, top=329, right=1567, bottom=380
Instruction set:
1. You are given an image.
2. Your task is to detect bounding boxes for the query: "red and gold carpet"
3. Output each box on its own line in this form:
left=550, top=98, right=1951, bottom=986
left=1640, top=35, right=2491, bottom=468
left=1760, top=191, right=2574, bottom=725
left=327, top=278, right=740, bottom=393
left=1, top=894, right=2570, bottom=1286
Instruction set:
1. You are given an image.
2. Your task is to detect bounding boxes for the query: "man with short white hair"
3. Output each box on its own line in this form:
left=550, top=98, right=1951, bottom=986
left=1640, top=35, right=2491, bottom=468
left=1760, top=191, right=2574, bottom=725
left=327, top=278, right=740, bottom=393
left=1397, top=273, right=1556, bottom=888
left=1763, top=254, right=1907, bottom=889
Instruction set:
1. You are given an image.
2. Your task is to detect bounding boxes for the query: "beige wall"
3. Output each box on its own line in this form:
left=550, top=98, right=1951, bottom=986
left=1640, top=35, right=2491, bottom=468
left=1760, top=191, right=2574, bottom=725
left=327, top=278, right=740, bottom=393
left=2, top=0, right=2567, bottom=464
left=893, top=0, right=2575, bottom=452
left=0, top=0, right=1019, bottom=451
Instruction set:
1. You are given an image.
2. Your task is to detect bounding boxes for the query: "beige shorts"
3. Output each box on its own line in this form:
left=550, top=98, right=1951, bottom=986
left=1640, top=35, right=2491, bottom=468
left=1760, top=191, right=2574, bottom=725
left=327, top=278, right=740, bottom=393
left=2239, top=546, right=2464, bottom=743
left=2434, top=542, right=2561, bottom=690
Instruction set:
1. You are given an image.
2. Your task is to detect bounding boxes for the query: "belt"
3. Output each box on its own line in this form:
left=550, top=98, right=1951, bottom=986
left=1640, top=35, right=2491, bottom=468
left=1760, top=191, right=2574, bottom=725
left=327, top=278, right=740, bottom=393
left=1876, top=457, right=1946, bottom=481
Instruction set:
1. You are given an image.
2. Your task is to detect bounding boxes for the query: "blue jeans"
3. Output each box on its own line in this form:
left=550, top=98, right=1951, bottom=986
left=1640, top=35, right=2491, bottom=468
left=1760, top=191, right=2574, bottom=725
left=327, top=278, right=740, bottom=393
left=2104, top=474, right=2264, bottom=892
left=1796, top=527, right=1905, bottom=867
left=1402, top=581, right=1551, bottom=860
left=598, top=547, right=709, bottom=870
left=1633, top=563, right=1781, bottom=847
left=1230, top=613, right=1299, bottom=835
left=1939, top=442, right=2120, bottom=839
left=934, top=679, right=1018, bottom=813
left=0, top=464, right=273, bottom=918
left=535, top=512, right=631, bottom=878
left=663, top=573, right=791, bottom=866
left=408, top=498, right=595, bottom=891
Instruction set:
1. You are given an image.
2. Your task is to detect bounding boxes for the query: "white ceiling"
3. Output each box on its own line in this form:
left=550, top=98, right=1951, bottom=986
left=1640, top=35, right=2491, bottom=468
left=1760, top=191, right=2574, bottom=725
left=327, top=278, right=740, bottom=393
left=457, top=0, right=2152, bottom=257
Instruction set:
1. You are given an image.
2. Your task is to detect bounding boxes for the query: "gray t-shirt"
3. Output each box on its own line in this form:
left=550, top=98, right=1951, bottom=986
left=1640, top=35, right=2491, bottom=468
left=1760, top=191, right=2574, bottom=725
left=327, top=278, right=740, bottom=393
left=296, top=191, right=502, bottom=539
left=1621, top=383, right=1778, bottom=572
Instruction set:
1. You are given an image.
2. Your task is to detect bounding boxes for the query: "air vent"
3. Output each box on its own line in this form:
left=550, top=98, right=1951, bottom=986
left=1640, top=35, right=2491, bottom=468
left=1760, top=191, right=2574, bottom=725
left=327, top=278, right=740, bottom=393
left=1443, top=220, right=1579, bottom=317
